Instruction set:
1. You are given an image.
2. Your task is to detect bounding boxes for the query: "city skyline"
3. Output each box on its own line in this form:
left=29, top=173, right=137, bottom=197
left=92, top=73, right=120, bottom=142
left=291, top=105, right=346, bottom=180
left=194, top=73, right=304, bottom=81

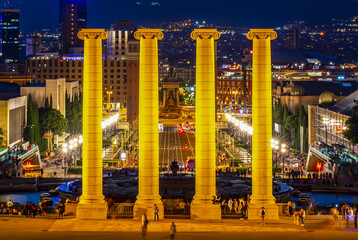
left=4, top=0, right=358, bottom=34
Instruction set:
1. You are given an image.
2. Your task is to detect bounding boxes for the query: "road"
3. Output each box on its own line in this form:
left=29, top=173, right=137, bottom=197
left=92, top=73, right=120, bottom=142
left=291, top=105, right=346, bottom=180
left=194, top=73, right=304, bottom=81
left=159, top=125, right=195, bottom=170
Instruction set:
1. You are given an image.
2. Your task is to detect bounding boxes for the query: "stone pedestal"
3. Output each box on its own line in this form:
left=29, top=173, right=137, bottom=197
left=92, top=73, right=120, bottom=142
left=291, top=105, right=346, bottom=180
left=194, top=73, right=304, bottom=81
left=76, top=29, right=108, bottom=220
left=247, top=29, right=278, bottom=220
left=133, top=29, right=164, bottom=219
left=190, top=29, right=221, bottom=220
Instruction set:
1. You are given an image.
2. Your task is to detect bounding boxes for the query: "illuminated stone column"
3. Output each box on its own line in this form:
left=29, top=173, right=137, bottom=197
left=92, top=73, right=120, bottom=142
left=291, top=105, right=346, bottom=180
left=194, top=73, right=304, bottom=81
left=76, top=29, right=108, bottom=220
left=191, top=29, right=221, bottom=220
left=133, top=29, right=164, bottom=219
left=247, top=29, right=278, bottom=220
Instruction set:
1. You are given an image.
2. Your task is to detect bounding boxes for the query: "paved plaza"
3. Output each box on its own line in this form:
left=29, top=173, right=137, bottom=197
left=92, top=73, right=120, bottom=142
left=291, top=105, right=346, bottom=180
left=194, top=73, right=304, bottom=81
left=0, top=215, right=357, bottom=240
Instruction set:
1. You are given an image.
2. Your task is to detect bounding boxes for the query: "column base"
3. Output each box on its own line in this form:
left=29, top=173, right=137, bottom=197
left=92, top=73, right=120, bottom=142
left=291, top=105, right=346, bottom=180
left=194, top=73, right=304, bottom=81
left=248, top=201, right=278, bottom=220
left=76, top=195, right=107, bottom=220
left=133, top=195, right=164, bottom=220
left=190, top=197, right=221, bottom=220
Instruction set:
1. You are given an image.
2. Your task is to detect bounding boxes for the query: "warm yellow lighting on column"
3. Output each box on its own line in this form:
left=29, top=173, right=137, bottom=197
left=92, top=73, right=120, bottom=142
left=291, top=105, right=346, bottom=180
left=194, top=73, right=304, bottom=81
left=190, top=29, right=221, bottom=220
left=133, top=29, right=164, bottom=219
left=76, top=29, right=108, bottom=220
left=247, top=29, right=278, bottom=220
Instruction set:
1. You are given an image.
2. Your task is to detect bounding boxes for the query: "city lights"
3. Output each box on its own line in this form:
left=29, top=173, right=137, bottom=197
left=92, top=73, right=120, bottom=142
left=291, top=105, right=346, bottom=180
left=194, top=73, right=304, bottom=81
left=225, top=113, right=253, bottom=135
left=101, top=113, right=119, bottom=129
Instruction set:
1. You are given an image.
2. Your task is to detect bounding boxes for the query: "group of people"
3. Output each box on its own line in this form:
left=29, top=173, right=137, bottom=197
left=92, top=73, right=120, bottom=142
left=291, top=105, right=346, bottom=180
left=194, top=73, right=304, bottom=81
left=341, top=202, right=358, bottom=228
left=287, top=201, right=306, bottom=226
left=141, top=205, right=176, bottom=239
left=222, top=198, right=248, bottom=218
left=54, top=202, right=65, bottom=218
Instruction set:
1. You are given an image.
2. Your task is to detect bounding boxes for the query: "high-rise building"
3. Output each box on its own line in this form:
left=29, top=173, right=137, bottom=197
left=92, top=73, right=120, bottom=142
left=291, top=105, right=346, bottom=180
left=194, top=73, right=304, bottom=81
left=59, top=0, right=87, bottom=55
left=107, top=20, right=135, bottom=60
left=285, top=29, right=300, bottom=50
left=26, top=36, right=42, bottom=56
left=0, top=9, right=20, bottom=63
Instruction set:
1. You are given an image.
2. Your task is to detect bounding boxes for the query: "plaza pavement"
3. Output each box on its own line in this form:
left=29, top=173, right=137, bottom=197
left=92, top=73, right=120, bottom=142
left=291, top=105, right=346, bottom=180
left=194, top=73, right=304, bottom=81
left=48, top=215, right=352, bottom=232
left=1, top=215, right=358, bottom=240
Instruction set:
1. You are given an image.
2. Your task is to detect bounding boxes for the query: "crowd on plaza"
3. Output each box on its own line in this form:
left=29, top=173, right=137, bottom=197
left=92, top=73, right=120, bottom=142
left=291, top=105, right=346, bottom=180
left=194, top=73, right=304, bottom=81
left=221, top=198, right=248, bottom=218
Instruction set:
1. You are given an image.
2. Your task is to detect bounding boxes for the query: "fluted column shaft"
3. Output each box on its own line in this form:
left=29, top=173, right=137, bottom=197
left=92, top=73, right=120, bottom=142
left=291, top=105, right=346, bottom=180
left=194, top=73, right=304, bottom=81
left=76, top=29, right=108, bottom=220
left=247, top=29, right=278, bottom=220
left=190, top=29, right=221, bottom=220
left=133, top=29, right=164, bottom=219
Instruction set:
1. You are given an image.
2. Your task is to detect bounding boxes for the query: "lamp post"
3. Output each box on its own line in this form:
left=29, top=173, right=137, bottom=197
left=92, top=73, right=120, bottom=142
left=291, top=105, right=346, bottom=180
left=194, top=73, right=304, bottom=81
left=271, top=139, right=279, bottom=177
left=271, top=139, right=286, bottom=178
left=281, top=144, right=287, bottom=178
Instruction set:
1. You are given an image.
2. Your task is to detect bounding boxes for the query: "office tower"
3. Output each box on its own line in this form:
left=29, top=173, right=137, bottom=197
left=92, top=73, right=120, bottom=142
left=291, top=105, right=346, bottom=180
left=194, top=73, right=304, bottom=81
left=59, top=0, right=87, bottom=55
left=0, top=9, right=20, bottom=63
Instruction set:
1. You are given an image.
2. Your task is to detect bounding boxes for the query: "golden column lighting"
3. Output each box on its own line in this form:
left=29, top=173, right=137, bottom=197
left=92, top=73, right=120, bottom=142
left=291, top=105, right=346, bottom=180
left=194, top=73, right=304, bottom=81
left=133, top=29, right=164, bottom=219
left=190, top=29, right=221, bottom=220
left=76, top=29, right=108, bottom=220
left=247, top=29, right=278, bottom=220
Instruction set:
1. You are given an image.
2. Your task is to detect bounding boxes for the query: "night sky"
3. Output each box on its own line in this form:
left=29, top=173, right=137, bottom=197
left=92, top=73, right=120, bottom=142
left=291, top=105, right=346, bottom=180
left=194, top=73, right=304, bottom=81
left=5, top=0, right=358, bottom=33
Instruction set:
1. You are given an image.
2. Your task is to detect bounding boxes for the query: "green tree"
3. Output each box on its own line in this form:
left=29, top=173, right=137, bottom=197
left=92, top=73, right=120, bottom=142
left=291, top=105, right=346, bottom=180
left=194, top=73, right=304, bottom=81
left=285, top=114, right=299, bottom=149
left=0, top=127, right=4, bottom=147
left=344, top=104, right=358, bottom=151
left=283, top=104, right=290, bottom=124
left=50, top=95, right=53, bottom=109
left=66, top=93, right=83, bottom=134
left=24, top=95, right=46, bottom=151
left=45, top=97, right=50, bottom=109
left=273, top=99, right=283, bottom=125
left=39, top=108, right=68, bottom=136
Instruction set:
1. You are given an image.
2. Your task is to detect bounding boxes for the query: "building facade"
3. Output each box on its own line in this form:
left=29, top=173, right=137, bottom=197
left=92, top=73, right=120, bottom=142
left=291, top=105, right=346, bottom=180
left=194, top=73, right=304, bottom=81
left=26, top=58, right=130, bottom=109
left=216, top=70, right=252, bottom=111
left=0, top=95, right=26, bottom=147
left=59, top=0, right=87, bottom=55
left=308, top=91, right=358, bottom=153
left=0, top=9, right=20, bottom=63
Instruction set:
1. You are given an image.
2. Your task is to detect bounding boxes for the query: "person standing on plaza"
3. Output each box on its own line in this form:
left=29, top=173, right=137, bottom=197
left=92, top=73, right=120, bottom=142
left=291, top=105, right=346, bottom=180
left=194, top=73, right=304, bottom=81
left=342, top=202, right=348, bottom=220
left=153, top=204, right=159, bottom=221
left=6, top=199, right=13, bottom=215
left=233, top=199, right=238, bottom=214
left=346, top=207, right=354, bottom=228
left=170, top=222, right=176, bottom=240
left=141, top=213, right=148, bottom=237
left=260, top=207, right=266, bottom=225
left=228, top=198, right=233, bottom=214
left=288, top=201, right=292, bottom=216
left=354, top=206, right=358, bottom=229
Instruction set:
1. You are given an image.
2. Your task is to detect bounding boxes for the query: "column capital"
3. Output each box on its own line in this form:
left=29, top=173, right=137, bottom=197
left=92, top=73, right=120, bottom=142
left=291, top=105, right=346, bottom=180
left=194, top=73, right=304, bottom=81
left=78, top=29, right=108, bottom=40
left=134, top=29, right=164, bottom=40
left=246, top=29, right=277, bottom=40
left=191, top=29, right=220, bottom=40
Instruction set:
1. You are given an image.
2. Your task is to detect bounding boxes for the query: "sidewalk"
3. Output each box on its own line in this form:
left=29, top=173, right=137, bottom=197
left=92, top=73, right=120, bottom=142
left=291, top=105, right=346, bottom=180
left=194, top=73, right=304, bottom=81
left=48, top=216, right=345, bottom=233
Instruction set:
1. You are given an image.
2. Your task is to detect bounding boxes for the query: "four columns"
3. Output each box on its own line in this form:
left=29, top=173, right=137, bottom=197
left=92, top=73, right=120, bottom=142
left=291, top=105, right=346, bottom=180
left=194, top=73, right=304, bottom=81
left=77, top=27, right=278, bottom=221
left=247, top=29, right=278, bottom=220
left=76, top=29, right=108, bottom=220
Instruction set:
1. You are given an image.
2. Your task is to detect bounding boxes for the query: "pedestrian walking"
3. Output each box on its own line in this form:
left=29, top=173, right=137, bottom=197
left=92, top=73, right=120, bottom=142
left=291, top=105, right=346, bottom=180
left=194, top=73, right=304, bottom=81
left=141, top=213, right=148, bottom=237
left=170, top=222, right=176, bottom=240
left=293, top=210, right=300, bottom=226
left=260, top=207, right=266, bottom=225
left=153, top=204, right=159, bottom=221
left=300, top=208, right=306, bottom=226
